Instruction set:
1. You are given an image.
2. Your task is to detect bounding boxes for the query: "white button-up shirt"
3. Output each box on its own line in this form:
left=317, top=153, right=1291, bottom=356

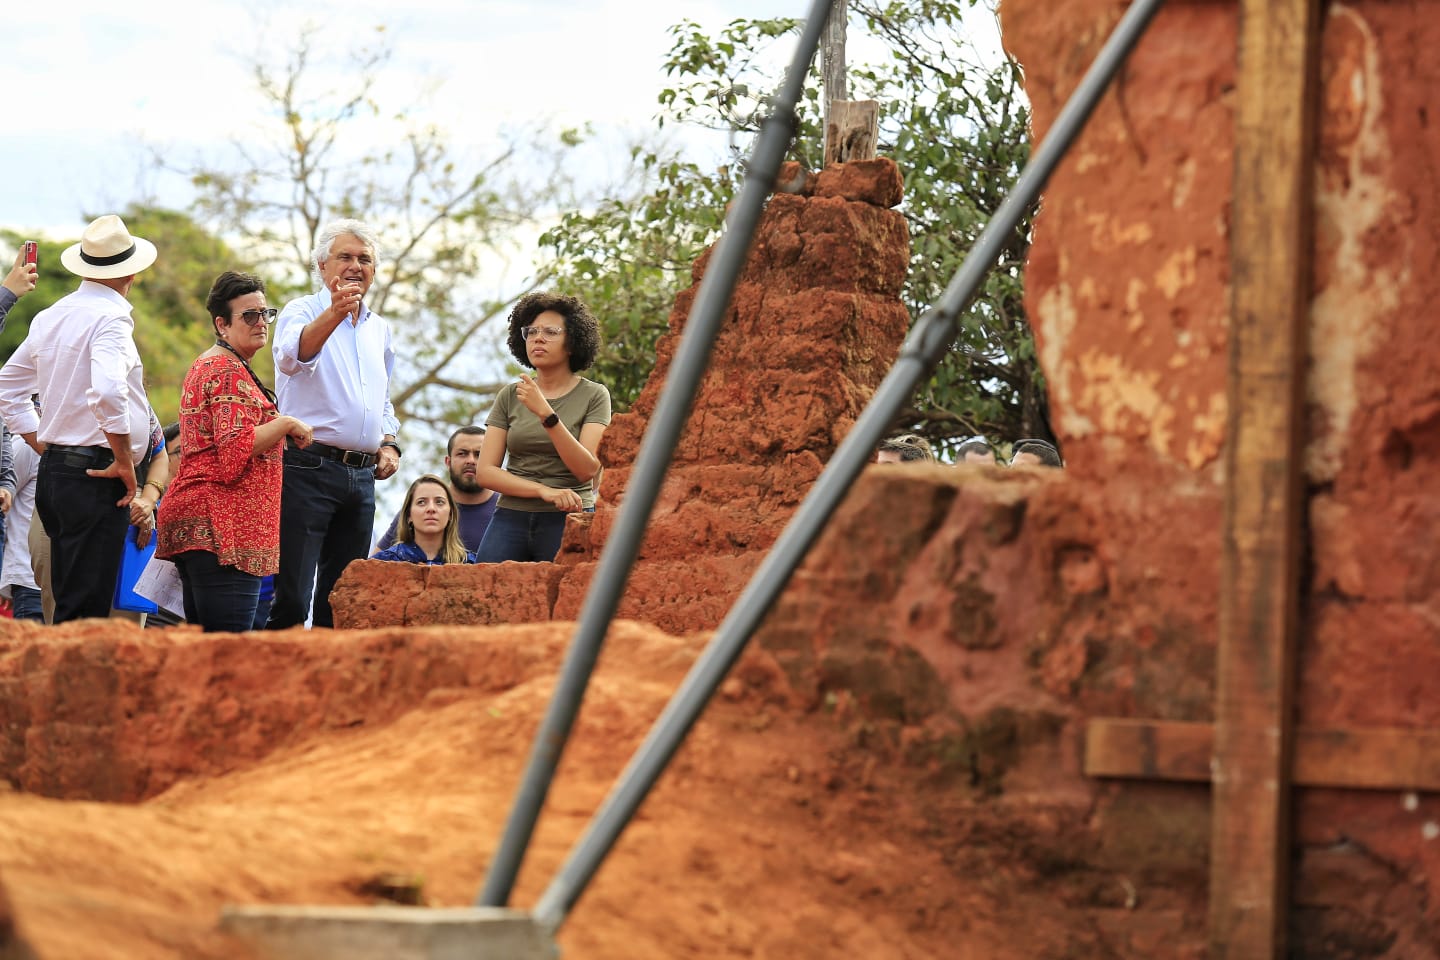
left=273, top=288, right=400, bottom=452
left=0, top=280, right=151, bottom=464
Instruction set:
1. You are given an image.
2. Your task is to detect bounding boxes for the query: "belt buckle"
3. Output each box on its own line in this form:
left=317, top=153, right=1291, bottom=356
left=341, top=449, right=370, bottom=468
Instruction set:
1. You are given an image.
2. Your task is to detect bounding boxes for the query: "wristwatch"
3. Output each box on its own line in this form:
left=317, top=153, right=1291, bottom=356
left=379, top=440, right=403, bottom=457
left=541, top=412, right=560, bottom=429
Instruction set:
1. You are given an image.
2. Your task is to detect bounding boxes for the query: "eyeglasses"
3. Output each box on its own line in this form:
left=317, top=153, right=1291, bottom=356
left=522, top=324, right=565, bottom=341
left=237, top=308, right=278, bottom=327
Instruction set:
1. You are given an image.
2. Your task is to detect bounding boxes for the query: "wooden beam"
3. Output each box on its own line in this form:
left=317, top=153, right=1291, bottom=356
left=1086, top=719, right=1440, bottom=791
left=1215, top=0, right=1322, bottom=956
left=823, top=100, right=879, bottom=165
left=1086, top=718, right=1213, bottom=783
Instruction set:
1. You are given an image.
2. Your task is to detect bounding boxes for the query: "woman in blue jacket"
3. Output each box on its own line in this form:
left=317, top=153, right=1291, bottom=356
left=373, top=475, right=472, bottom=565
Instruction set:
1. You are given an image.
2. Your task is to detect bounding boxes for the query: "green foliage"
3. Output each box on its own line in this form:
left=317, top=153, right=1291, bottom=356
left=545, top=0, right=1052, bottom=453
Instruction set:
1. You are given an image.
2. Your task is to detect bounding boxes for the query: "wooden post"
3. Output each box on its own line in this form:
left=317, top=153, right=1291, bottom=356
left=820, top=0, right=849, bottom=161
left=1210, top=0, right=1321, bottom=956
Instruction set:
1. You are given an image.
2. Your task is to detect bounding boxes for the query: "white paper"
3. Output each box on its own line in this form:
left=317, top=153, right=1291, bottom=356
left=133, top=555, right=186, bottom=618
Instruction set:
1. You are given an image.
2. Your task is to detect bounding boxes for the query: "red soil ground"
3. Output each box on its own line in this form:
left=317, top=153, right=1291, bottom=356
left=0, top=618, right=1090, bottom=960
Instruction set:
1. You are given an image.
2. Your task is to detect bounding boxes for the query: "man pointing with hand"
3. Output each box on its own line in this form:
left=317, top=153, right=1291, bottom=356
left=267, top=219, right=401, bottom=629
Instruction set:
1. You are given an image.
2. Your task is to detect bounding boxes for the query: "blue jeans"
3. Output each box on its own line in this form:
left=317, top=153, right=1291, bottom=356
left=36, top=446, right=130, bottom=623
left=474, top=507, right=590, bottom=563
left=174, top=550, right=262, bottom=633
left=10, top=585, right=43, bottom=622
left=252, top=574, right=274, bottom=631
left=267, top=447, right=375, bottom=629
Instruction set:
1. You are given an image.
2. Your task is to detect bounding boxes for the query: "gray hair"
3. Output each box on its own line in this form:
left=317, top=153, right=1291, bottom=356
left=311, top=219, right=381, bottom=285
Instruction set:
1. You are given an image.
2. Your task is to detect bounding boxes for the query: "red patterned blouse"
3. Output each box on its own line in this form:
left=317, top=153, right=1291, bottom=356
left=156, top=353, right=284, bottom=576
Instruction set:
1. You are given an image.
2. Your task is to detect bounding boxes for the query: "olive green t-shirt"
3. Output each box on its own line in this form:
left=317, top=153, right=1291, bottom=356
left=486, top=377, right=612, bottom=512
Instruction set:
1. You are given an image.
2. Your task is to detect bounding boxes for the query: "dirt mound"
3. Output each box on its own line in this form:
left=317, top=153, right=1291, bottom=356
left=0, top=618, right=1070, bottom=960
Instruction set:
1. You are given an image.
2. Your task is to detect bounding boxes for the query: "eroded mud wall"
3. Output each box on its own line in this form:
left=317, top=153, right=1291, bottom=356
left=758, top=0, right=1440, bottom=956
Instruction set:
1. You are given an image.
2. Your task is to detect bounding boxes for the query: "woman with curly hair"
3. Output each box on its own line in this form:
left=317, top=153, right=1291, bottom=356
left=474, top=292, right=611, bottom=563
left=372, top=474, right=472, bottom=565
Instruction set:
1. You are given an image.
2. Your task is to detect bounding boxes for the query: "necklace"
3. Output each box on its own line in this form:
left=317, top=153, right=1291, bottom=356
left=213, top=338, right=277, bottom=405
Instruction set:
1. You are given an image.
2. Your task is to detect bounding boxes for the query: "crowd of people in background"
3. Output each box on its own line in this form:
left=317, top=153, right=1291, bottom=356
left=875, top=433, right=1063, bottom=468
left=0, top=214, right=612, bottom=631
left=0, top=211, right=1065, bottom=631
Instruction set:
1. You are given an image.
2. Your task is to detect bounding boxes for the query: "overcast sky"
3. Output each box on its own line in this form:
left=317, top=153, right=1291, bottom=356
left=5, top=0, right=817, bottom=237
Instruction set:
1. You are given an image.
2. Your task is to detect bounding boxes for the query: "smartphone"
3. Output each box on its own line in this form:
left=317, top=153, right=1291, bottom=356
left=22, top=241, right=37, bottom=266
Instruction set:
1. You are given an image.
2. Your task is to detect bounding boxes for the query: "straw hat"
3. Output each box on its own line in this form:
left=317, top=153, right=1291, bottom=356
left=59, top=215, right=158, bottom=280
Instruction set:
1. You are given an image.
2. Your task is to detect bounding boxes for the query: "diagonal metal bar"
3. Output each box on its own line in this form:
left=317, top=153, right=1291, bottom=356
left=531, top=0, right=1170, bottom=931
left=475, top=0, right=838, bottom=909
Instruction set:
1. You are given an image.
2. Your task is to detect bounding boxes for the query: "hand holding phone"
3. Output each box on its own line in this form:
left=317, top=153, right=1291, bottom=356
left=5, top=243, right=38, bottom=297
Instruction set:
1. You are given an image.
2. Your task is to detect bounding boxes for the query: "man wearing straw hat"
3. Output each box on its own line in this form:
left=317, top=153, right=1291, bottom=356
left=0, top=214, right=157, bottom=623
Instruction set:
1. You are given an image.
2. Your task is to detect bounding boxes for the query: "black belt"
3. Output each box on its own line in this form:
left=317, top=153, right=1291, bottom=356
left=44, top=443, right=114, bottom=464
left=292, top=439, right=377, bottom=468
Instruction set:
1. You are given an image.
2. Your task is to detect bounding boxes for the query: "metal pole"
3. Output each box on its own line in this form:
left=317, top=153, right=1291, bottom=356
left=532, top=0, right=1170, bottom=931
left=475, top=0, right=837, bottom=909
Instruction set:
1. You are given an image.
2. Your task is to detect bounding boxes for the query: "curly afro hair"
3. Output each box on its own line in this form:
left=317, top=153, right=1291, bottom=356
left=505, top=291, right=601, bottom=373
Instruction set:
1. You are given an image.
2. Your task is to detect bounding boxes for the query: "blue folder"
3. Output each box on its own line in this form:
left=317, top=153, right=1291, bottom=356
left=113, top=525, right=159, bottom=615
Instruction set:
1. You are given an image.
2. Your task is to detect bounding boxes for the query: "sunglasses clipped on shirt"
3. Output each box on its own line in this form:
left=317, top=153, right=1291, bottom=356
left=237, top=308, right=279, bottom=327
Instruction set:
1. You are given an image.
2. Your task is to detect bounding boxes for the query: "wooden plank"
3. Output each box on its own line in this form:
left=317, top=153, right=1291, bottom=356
left=1215, top=0, right=1322, bottom=956
left=1086, top=719, right=1440, bottom=791
left=1085, top=718, right=1213, bottom=783
left=824, top=100, right=879, bottom=165
left=1295, top=727, right=1440, bottom=791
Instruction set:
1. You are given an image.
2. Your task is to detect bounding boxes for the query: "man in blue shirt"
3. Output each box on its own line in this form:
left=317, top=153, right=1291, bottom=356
left=267, top=219, right=402, bottom=629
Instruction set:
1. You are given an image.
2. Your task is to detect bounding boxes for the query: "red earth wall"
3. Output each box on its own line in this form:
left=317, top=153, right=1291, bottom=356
left=754, top=0, right=1440, bottom=955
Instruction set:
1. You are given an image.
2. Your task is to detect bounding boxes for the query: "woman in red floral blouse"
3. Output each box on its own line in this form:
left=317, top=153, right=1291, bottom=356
left=156, top=272, right=313, bottom=631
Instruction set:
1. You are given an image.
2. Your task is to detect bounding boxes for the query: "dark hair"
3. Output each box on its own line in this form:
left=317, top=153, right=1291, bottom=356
left=1010, top=438, right=1063, bottom=468
left=956, top=437, right=995, bottom=462
left=206, top=271, right=266, bottom=337
left=163, top=421, right=181, bottom=443
left=506, top=291, right=600, bottom=372
left=878, top=434, right=935, bottom=463
left=395, top=474, right=469, bottom=564
left=447, top=424, right=486, bottom=457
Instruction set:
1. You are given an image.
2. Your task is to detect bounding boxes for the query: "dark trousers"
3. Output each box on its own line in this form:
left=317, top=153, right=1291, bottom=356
left=36, top=448, right=130, bottom=623
left=474, top=506, right=588, bottom=564
left=174, top=550, right=262, bottom=633
left=266, top=447, right=375, bottom=629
